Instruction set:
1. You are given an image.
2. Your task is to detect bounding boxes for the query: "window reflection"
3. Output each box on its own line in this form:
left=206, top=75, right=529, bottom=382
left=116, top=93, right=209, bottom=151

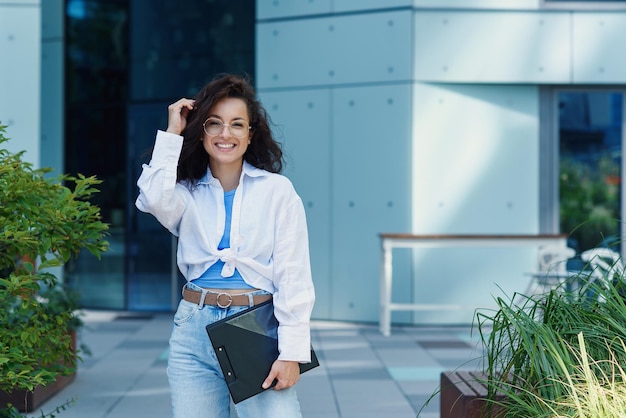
left=559, top=92, right=623, bottom=253
left=65, top=0, right=129, bottom=310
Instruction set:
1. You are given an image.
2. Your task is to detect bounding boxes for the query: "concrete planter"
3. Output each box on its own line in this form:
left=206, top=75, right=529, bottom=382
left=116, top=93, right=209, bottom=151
left=0, top=330, right=77, bottom=413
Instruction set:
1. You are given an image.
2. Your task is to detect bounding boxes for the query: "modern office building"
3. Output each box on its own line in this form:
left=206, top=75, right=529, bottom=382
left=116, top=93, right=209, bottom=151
left=2, top=0, right=625, bottom=325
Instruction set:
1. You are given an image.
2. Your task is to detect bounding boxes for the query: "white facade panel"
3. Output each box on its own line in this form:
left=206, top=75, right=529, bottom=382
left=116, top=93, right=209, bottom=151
left=0, top=5, right=41, bottom=166
left=413, top=0, right=540, bottom=9
left=257, top=89, right=333, bottom=320
left=410, top=246, right=536, bottom=324
left=257, top=0, right=331, bottom=20
left=414, top=11, right=571, bottom=83
left=256, top=10, right=412, bottom=89
left=412, top=83, right=540, bottom=234
left=572, top=12, right=626, bottom=84
left=409, top=82, right=539, bottom=324
left=331, top=84, right=412, bottom=322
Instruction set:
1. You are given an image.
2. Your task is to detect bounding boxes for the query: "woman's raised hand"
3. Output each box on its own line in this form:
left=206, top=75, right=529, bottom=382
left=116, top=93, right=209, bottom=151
left=166, top=98, right=195, bottom=135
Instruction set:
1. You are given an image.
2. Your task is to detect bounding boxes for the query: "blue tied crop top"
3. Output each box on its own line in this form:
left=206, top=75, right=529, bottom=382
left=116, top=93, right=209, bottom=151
left=192, top=189, right=253, bottom=289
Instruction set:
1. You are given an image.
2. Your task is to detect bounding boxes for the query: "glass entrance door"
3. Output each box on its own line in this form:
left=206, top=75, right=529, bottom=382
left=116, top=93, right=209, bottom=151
left=127, top=103, right=184, bottom=311
left=557, top=91, right=625, bottom=255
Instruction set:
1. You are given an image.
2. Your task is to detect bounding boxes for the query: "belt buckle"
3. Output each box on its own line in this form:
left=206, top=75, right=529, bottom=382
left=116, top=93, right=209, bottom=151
left=216, top=292, right=233, bottom=308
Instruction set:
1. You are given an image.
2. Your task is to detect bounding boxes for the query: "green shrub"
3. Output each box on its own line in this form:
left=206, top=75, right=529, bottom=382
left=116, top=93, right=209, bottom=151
left=0, top=124, right=108, bottom=414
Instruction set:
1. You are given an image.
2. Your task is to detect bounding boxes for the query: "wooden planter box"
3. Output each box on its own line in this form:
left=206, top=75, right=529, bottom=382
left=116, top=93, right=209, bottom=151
left=0, top=330, right=77, bottom=413
left=440, top=371, right=507, bottom=418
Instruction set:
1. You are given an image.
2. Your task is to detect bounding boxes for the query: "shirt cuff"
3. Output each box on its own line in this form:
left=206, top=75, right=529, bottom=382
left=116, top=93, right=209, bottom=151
left=149, top=130, right=183, bottom=166
left=277, top=324, right=312, bottom=363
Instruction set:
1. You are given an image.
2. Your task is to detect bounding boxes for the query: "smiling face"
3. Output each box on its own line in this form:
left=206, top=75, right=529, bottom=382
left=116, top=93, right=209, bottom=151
left=202, top=97, right=251, bottom=175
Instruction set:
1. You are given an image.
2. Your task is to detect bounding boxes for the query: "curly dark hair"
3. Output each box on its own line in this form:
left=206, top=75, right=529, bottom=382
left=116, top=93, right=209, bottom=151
left=177, top=73, right=283, bottom=182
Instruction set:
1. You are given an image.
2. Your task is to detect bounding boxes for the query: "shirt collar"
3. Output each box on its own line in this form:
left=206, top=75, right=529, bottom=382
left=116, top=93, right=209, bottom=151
left=197, top=161, right=269, bottom=185
left=241, top=161, right=269, bottom=178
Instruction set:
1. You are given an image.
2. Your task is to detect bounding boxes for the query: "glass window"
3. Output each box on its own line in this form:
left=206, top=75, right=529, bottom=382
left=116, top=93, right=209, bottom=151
left=65, top=0, right=255, bottom=311
left=557, top=91, right=624, bottom=254
left=129, top=1, right=255, bottom=102
left=65, top=0, right=129, bottom=310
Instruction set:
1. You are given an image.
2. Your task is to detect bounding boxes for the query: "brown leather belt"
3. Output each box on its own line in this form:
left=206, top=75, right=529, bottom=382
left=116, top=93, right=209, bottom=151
left=182, top=287, right=272, bottom=308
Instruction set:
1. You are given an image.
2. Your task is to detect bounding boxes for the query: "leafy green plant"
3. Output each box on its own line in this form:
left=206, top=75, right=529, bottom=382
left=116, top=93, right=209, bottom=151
left=476, top=274, right=626, bottom=417
left=0, top=124, right=108, bottom=415
left=560, top=156, right=621, bottom=252
left=0, top=399, right=75, bottom=418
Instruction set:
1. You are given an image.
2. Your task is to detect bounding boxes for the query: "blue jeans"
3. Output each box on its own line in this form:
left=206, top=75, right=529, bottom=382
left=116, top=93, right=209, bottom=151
left=167, top=283, right=302, bottom=418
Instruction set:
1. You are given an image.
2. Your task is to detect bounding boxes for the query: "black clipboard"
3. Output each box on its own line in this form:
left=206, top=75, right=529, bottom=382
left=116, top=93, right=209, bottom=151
left=205, top=299, right=319, bottom=404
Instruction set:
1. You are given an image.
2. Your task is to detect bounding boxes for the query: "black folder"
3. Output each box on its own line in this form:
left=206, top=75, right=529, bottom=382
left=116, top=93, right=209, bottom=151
left=205, top=299, right=319, bottom=404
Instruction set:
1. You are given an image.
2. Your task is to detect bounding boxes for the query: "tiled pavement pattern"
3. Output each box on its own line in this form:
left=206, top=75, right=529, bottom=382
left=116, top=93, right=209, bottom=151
left=26, top=311, right=485, bottom=418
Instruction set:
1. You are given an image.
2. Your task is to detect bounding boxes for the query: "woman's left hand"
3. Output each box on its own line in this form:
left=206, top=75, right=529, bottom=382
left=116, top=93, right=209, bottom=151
left=262, top=360, right=300, bottom=390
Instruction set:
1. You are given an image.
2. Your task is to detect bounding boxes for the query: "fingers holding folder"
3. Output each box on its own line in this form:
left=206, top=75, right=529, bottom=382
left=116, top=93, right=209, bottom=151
left=262, top=360, right=301, bottom=390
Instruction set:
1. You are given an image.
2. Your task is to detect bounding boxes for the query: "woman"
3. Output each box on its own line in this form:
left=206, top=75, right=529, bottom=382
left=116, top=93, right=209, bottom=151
left=135, top=73, right=315, bottom=418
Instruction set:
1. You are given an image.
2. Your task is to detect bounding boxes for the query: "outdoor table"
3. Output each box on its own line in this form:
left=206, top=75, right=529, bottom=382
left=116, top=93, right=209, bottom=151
left=379, top=233, right=568, bottom=336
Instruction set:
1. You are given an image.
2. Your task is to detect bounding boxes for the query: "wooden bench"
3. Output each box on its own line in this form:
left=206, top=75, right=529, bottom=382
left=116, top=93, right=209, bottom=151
left=440, top=371, right=506, bottom=418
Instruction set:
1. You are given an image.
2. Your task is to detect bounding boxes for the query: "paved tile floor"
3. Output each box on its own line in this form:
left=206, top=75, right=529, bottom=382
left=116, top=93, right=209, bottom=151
left=25, top=311, right=486, bottom=418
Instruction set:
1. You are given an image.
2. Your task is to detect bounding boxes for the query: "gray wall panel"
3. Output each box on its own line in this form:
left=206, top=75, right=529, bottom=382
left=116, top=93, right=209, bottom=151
left=257, top=0, right=332, bottom=20
left=258, top=89, right=333, bottom=319
left=331, top=84, right=412, bottom=322
left=257, top=10, right=412, bottom=88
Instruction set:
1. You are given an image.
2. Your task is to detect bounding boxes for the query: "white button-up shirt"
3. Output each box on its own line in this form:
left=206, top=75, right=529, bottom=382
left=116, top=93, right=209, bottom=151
left=136, top=130, right=315, bottom=361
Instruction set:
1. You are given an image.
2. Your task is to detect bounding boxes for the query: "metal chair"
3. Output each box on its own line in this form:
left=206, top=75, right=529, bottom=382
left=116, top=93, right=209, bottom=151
left=524, top=244, right=576, bottom=296
left=579, top=247, right=625, bottom=301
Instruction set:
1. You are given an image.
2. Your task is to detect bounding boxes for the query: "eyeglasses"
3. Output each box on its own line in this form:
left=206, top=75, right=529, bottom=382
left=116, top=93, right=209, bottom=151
left=202, top=118, right=251, bottom=138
